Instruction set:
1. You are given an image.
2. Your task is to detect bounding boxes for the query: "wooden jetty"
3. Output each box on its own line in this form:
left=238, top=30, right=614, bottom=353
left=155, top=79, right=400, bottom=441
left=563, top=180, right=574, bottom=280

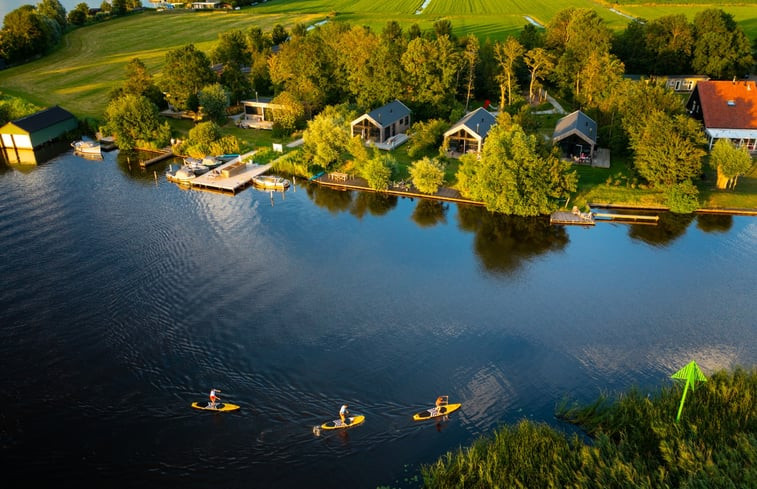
left=140, top=148, right=174, bottom=168
left=593, top=213, right=659, bottom=223
left=550, top=210, right=595, bottom=225
left=189, top=158, right=272, bottom=194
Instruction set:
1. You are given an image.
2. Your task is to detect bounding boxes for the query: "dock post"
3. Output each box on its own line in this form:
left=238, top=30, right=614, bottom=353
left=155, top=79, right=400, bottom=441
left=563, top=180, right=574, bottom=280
left=154, top=171, right=157, bottom=182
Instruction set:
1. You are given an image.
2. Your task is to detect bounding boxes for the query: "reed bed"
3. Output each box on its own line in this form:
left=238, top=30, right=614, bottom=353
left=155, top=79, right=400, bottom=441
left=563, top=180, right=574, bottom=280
left=422, top=367, right=756, bottom=488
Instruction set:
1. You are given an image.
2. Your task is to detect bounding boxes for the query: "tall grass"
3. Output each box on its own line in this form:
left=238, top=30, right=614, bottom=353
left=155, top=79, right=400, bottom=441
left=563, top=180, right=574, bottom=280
left=422, top=367, right=757, bottom=488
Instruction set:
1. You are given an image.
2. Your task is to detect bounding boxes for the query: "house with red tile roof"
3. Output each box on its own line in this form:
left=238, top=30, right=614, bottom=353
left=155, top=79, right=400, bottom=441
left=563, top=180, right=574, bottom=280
left=686, top=80, right=757, bottom=152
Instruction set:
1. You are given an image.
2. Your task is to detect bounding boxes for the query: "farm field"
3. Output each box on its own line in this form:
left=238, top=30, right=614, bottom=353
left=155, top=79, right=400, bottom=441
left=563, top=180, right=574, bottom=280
left=0, top=1, right=756, bottom=118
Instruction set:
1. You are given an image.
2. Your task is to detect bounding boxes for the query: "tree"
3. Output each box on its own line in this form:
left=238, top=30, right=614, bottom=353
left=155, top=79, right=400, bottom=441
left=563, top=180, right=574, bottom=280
left=456, top=118, right=577, bottom=216
left=268, top=35, right=331, bottom=116
left=197, top=83, right=229, bottom=124
left=0, top=6, right=61, bottom=63
left=494, top=37, right=524, bottom=109
left=37, top=0, right=67, bottom=29
left=575, top=50, right=624, bottom=108
left=524, top=48, right=554, bottom=104
left=461, top=35, right=479, bottom=111
left=409, top=157, right=445, bottom=194
left=103, top=94, right=171, bottom=150
left=271, top=24, right=288, bottom=45
left=406, top=119, right=449, bottom=158
left=358, top=150, right=394, bottom=191
left=664, top=181, right=700, bottom=214
left=271, top=91, right=304, bottom=133
left=111, top=0, right=127, bottom=16
left=211, top=30, right=251, bottom=67
left=692, top=9, right=754, bottom=79
left=182, top=121, right=239, bottom=157
left=628, top=111, right=706, bottom=187
left=160, top=44, right=216, bottom=111
left=644, top=15, right=694, bottom=75
left=67, top=3, right=89, bottom=25
left=401, top=35, right=461, bottom=117
left=122, top=57, right=164, bottom=108
left=219, top=63, right=252, bottom=106
left=710, top=139, right=754, bottom=190
left=302, top=105, right=354, bottom=169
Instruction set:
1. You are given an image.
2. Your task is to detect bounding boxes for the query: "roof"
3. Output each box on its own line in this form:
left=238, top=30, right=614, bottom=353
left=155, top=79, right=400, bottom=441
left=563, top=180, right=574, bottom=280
left=360, top=100, right=411, bottom=128
left=8, top=106, right=76, bottom=134
left=444, top=107, right=496, bottom=140
left=552, top=110, right=597, bottom=145
left=695, top=80, right=757, bottom=130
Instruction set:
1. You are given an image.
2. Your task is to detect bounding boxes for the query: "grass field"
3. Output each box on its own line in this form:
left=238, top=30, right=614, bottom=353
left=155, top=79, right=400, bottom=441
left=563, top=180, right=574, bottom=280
left=0, top=1, right=755, bottom=118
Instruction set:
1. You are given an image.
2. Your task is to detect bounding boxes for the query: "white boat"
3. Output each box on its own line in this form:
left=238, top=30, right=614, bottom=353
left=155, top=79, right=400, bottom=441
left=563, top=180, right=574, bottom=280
left=166, top=165, right=197, bottom=184
left=71, top=140, right=102, bottom=156
left=183, top=157, right=210, bottom=175
left=252, top=175, right=291, bottom=190
left=201, top=156, right=223, bottom=169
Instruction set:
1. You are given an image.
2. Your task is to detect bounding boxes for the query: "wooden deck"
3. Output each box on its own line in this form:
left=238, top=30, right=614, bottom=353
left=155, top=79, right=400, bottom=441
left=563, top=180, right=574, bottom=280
left=550, top=211, right=596, bottom=225
left=139, top=148, right=174, bottom=168
left=190, top=158, right=272, bottom=194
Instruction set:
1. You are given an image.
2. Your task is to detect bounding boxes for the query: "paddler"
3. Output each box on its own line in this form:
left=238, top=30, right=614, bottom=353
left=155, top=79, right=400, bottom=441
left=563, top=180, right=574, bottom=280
left=435, top=396, right=447, bottom=408
left=339, top=404, right=349, bottom=423
left=209, top=388, right=221, bottom=407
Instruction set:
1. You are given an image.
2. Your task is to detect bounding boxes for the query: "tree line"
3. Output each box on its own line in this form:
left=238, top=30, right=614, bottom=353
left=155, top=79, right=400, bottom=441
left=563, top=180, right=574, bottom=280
left=0, top=0, right=142, bottom=65
left=97, top=7, right=755, bottom=215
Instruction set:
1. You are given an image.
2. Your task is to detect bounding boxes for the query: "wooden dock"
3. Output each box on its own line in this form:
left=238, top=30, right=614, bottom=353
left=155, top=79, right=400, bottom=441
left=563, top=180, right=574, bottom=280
left=550, top=211, right=595, bottom=225
left=140, top=148, right=174, bottom=168
left=593, top=213, right=659, bottom=223
left=189, top=158, right=272, bottom=194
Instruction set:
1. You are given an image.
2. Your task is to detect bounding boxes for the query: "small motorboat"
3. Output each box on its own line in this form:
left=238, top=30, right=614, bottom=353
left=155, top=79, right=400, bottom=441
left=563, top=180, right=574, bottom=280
left=201, top=156, right=223, bottom=169
left=252, top=175, right=291, bottom=190
left=71, top=140, right=102, bottom=157
left=183, top=157, right=210, bottom=175
left=166, top=165, right=197, bottom=184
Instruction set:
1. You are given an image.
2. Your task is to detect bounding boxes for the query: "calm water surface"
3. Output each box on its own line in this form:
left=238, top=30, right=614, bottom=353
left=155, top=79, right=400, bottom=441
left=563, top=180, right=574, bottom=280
left=1, top=149, right=755, bottom=488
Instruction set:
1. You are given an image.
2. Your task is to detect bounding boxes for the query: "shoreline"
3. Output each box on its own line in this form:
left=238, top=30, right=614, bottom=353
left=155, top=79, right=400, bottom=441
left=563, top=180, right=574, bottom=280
left=313, top=174, right=757, bottom=217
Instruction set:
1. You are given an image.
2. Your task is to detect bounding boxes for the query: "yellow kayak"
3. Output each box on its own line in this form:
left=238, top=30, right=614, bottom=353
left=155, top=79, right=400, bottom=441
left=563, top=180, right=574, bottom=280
left=191, top=402, right=240, bottom=412
left=412, top=403, right=461, bottom=421
left=320, top=415, right=365, bottom=430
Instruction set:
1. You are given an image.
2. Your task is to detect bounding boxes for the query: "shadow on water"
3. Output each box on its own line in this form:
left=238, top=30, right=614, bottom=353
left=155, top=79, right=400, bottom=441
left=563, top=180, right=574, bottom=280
left=628, top=212, right=695, bottom=247
left=457, top=205, right=569, bottom=275
left=305, top=181, right=354, bottom=213
left=350, top=191, right=398, bottom=218
left=696, top=214, right=733, bottom=233
left=0, top=140, right=71, bottom=167
left=411, top=199, right=449, bottom=227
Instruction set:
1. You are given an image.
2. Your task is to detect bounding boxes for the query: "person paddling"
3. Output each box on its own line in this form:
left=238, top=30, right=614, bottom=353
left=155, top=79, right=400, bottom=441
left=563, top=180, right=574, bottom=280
left=209, top=388, right=221, bottom=408
left=435, top=395, right=448, bottom=408
left=339, top=404, right=349, bottom=424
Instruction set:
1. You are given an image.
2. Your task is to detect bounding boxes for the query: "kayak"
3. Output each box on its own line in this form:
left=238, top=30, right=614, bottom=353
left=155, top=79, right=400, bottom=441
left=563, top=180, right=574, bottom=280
left=191, top=402, right=241, bottom=412
left=320, top=415, right=365, bottom=430
left=412, top=403, right=462, bottom=421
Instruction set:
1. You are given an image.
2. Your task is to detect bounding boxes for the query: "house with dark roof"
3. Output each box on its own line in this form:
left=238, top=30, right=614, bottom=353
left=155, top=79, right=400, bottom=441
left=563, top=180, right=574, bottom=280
left=239, top=96, right=283, bottom=130
left=0, top=106, right=77, bottom=152
left=443, top=107, right=496, bottom=155
left=686, top=80, right=757, bottom=152
left=552, top=110, right=597, bottom=163
left=351, top=100, right=411, bottom=147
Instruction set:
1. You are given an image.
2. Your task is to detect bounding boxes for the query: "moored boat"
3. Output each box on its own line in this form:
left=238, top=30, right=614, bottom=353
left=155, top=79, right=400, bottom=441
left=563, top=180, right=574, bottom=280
left=71, top=140, right=102, bottom=157
left=183, top=157, right=210, bottom=175
left=252, top=174, right=291, bottom=190
left=166, top=165, right=197, bottom=184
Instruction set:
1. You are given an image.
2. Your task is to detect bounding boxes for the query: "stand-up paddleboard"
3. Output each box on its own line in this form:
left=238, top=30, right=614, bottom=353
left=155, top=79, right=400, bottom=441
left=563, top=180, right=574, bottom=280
left=320, top=415, right=365, bottom=430
left=191, top=402, right=240, bottom=412
left=412, top=403, right=461, bottom=421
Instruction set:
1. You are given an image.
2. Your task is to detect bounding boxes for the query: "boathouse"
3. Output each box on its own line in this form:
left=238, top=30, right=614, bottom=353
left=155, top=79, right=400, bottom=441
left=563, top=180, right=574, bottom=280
left=686, top=80, right=757, bottom=152
left=552, top=110, right=597, bottom=163
left=443, top=107, right=496, bottom=155
left=351, top=100, right=411, bottom=146
left=0, top=106, right=77, bottom=151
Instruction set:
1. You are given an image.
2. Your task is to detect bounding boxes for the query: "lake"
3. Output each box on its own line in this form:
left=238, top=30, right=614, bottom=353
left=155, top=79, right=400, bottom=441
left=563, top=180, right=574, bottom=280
left=1, top=148, right=755, bottom=488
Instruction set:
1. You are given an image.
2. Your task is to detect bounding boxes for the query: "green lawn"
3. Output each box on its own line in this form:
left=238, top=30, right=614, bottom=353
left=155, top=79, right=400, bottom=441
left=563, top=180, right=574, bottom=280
left=2, top=2, right=755, bottom=119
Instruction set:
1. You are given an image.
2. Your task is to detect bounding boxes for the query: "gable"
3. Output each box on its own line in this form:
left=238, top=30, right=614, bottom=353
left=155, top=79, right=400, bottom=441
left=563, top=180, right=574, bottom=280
left=695, top=80, right=757, bottom=130
left=444, top=107, right=496, bottom=140
left=362, top=100, right=411, bottom=128
left=552, top=110, right=597, bottom=145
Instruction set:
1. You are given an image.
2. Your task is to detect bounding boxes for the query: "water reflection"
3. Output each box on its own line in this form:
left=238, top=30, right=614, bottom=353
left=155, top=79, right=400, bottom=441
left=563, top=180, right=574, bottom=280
left=349, top=191, right=398, bottom=218
left=305, top=182, right=354, bottom=213
left=628, top=212, right=695, bottom=246
left=411, top=199, right=449, bottom=227
left=696, top=214, right=733, bottom=233
left=0, top=140, right=71, bottom=166
left=456, top=205, right=569, bottom=274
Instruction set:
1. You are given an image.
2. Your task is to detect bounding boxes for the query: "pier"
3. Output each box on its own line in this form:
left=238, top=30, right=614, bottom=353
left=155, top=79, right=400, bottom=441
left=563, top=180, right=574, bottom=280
left=189, top=157, right=271, bottom=194
left=593, top=213, right=659, bottom=223
left=139, top=148, right=174, bottom=168
left=550, top=210, right=595, bottom=225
